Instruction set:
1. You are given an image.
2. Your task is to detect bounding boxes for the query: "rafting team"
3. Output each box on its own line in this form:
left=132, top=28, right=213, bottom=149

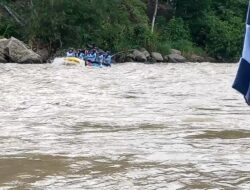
left=66, top=48, right=112, bottom=67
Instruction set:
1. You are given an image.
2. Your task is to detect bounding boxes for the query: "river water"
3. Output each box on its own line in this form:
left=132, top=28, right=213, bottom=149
left=0, top=61, right=249, bottom=189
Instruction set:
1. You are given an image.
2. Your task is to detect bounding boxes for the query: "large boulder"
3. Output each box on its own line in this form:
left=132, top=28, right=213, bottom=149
left=0, top=38, right=9, bottom=50
left=170, top=49, right=182, bottom=55
left=168, top=53, right=187, bottom=63
left=6, top=37, right=42, bottom=63
left=0, top=52, right=7, bottom=62
left=0, top=38, right=9, bottom=63
left=125, top=53, right=135, bottom=62
left=0, top=54, right=7, bottom=63
left=140, top=48, right=150, bottom=58
left=151, top=52, right=164, bottom=62
left=133, top=49, right=147, bottom=62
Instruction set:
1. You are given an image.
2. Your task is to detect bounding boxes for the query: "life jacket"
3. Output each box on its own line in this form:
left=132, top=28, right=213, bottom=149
left=104, top=55, right=112, bottom=65
left=79, top=52, right=85, bottom=59
left=87, top=53, right=97, bottom=62
left=98, top=54, right=104, bottom=64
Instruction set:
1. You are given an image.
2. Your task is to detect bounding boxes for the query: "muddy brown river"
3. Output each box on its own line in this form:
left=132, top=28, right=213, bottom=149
left=0, top=61, right=249, bottom=189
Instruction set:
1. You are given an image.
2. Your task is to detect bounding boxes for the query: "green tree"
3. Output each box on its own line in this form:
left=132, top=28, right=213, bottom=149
left=1, top=0, right=248, bottom=61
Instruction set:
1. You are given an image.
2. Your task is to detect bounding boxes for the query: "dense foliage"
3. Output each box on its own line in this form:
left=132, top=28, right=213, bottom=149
left=0, top=0, right=248, bottom=61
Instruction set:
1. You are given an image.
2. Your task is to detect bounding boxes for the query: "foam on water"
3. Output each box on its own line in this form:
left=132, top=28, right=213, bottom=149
left=51, top=57, right=65, bottom=66
left=0, top=62, right=249, bottom=189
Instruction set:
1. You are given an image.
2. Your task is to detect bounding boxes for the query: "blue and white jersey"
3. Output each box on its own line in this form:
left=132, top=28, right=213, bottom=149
left=66, top=52, right=75, bottom=57
left=86, top=53, right=97, bottom=62
left=98, top=54, right=104, bottom=64
left=104, top=55, right=112, bottom=65
left=233, top=1, right=250, bottom=105
left=79, top=53, right=85, bottom=60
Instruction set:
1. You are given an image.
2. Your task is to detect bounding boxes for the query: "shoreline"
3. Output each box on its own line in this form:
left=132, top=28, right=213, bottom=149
left=0, top=37, right=238, bottom=64
left=0, top=61, right=238, bottom=65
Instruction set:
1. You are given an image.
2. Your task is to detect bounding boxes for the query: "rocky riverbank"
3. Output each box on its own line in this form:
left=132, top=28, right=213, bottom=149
left=0, top=37, right=217, bottom=64
left=0, top=37, right=42, bottom=63
left=113, top=48, right=217, bottom=63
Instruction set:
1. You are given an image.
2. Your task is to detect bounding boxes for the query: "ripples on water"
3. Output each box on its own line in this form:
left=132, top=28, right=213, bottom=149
left=0, top=61, right=249, bottom=189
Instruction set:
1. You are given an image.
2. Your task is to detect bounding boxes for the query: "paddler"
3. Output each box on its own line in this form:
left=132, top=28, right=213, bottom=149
left=86, top=49, right=97, bottom=65
left=66, top=48, right=75, bottom=57
left=103, top=51, right=112, bottom=67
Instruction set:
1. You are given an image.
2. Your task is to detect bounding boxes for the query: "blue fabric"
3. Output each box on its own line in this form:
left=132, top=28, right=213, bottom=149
left=78, top=53, right=85, bottom=59
left=86, top=53, right=97, bottom=62
left=233, top=58, right=250, bottom=105
left=66, top=52, right=75, bottom=57
left=233, top=1, right=250, bottom=105
left=98, top=55, right=104, bottom=64
left=247, top=4, right=250, bottom=25
left=104, top=55, right=112, bottom=65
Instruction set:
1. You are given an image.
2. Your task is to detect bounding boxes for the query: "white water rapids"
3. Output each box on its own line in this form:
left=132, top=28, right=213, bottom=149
left=0, top=61, right=249, bottom=189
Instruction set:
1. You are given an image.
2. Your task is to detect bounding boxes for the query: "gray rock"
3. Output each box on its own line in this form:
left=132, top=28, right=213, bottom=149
left=0, top=38, right=9, bottom=63
left=170, top=49, right=182, bottom=55
left=151, top=52, right=163, bottom=62
left=6, top=37, right=42, bottom=63
left=127, top=53, right=135, bottom=59
left=146, top=56, right=156, bottom=63
left=133, top=49, right=147, bottom=62
left=189, top=54, right=205, bottom=62
left=163, top=55, right=169, bottom=62
left=36, top=48, right=49, bottom=62
left=0, top=54, right=7, bottom=63
left=125, top=53, right=135, bottom=62
left=140, top=48, right=150, bottom=58
left=0, top=38, right=9, bottom=49
left=168, top=53, right=187, bottom=63
left=205, top=56, right=217, bottom=63
left=114, top=54, right=126, bottom=63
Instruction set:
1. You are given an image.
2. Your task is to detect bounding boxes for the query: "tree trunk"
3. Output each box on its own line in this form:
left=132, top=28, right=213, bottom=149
left=151, top=0, right=158, bottom=33
left=1, top=4, right=25, bottom=26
